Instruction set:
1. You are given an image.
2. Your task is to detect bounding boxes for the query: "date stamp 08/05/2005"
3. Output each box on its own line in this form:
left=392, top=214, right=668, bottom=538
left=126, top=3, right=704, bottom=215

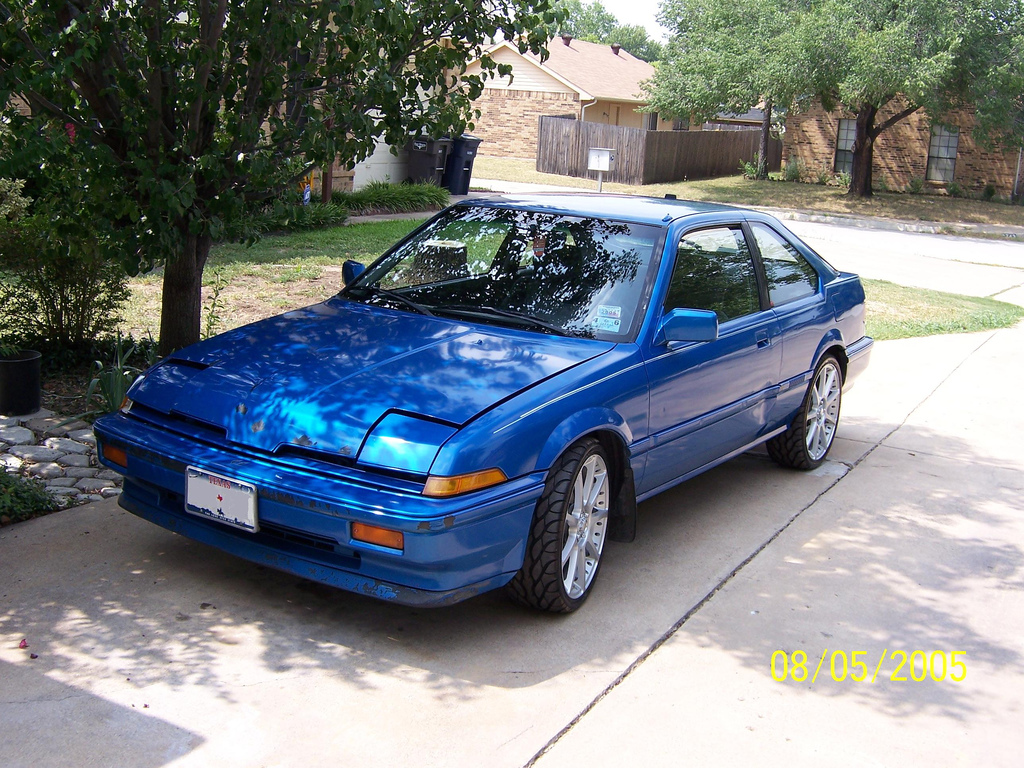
left=771, top=650, right=967, bottom=684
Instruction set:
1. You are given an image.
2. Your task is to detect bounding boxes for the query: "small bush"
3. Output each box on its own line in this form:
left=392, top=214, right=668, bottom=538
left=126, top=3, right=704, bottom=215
left=0, top=216, right=129, bottom=351
left=332, top=180, right=450, bottom=215
left=242, top=200, right=348, bottom=234
left=947, top=181, right=965, bottom=198
left=783, top=159, right=805, bottom=182
left=837, top=171, right=852, bottom=188
left=814, top=164, right=832, bottom=185
left=982, top=183, right=996, bottom=201
left=906, top=177, right=925, bottom=195
left=0, top=178, right=30, bottom=220
left=0, top=472, right=57, bottom=525
left=739, top=159, right=759, bottom=179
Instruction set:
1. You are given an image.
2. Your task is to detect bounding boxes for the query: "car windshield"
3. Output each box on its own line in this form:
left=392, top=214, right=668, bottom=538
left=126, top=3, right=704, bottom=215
left=346, top=205, right=662, bottom=340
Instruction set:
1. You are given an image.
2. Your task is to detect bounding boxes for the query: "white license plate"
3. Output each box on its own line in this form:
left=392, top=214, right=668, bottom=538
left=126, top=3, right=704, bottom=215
left=185, top=466, right=258, bottom=532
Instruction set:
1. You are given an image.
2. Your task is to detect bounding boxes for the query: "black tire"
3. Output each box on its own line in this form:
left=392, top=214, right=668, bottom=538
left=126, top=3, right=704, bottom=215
left=506, top=438, right=611, bottom=613
left=767, top=355, right=843, bottom=470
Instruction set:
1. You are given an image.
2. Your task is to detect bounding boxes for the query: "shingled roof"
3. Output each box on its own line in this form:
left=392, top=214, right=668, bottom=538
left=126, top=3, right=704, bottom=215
left=490, top=37, right=655, bottom=103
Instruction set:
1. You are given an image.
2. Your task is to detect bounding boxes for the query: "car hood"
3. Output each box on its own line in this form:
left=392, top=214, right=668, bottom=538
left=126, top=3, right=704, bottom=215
left=129, top=297, right=612, bottom=459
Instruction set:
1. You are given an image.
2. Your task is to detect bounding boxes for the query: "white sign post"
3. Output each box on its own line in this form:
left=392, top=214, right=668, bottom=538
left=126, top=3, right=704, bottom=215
left=587, top=147, right=615, bottom=193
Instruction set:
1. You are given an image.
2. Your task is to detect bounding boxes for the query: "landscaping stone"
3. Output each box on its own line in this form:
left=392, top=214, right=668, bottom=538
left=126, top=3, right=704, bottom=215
left=58, top=453, right=92, bottom=468
left=75, top=478, right=115, bottom=493
left=9, top=445, right=65, bottom=463
left=24, top=416, right=66, bottom=434
left=16, top=407, right=53, bottom=422
left=43, top=437, right=91, bottom=455
left=64, top=467, right=98, bottom=479
left=1, top=409, right=122, bottom=513
left=0, top=426, right=36, bottom=445
left=28, top=462, right=65, bottom=480
left=0, top=454, right=23, bottom=471
left=67, top=429, right=97, bottom=445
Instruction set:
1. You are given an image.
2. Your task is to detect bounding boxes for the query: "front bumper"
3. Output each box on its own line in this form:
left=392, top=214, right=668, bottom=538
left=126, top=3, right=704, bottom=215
left=95, top=413, right=545, bottom=606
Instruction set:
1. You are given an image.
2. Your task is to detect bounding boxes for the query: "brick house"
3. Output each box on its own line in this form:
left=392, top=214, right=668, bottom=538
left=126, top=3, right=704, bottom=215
left=785, top=100, right=1024, bottom=198
left=464, top=36, right=678, bottom=159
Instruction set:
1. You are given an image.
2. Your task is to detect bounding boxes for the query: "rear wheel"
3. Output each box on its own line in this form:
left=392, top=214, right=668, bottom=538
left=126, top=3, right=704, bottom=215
left=506, top=438, right=610, bottom=613
left=767, top=355, right=843, bottom=470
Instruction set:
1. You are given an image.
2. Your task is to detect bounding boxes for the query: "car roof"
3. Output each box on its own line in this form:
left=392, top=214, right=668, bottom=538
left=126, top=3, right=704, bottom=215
left=459, top=193, right=742, bottom=227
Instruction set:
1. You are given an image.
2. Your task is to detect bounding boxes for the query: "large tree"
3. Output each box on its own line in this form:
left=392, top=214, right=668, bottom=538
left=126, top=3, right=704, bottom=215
left=0, top=1, right=558, bottom=354
left=791, top=0, right=1024, bottom=197
left=645, top=0, right=800, bottom=179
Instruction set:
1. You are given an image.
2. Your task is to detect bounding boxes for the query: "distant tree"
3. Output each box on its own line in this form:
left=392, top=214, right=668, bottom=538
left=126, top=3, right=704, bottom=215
left=0, top=1, right=558, bottom=354
left=646, top=0, right=798, bottom=178
left=789, top=0, right=1024, bottom=197
left=648, top=0, right=1024, bottom=196
left=556, top=0, right=663, bottom=62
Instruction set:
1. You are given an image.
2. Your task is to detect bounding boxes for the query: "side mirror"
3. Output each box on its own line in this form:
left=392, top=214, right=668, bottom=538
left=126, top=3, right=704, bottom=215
left=655, top=308, right=719, bottom=345
left=342, top=260, right=366, bottom=286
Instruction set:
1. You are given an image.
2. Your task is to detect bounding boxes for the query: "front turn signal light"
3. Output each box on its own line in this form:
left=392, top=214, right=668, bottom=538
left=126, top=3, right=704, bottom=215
left=423, top=468, right=508, bottom=498
left=101, top=443, right=128, bottom=468
left=351, top=522, right=404, bottom=551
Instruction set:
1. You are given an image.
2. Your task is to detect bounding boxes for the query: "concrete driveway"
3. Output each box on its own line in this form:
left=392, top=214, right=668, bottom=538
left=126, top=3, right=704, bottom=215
left=2, top=227, right=1023, bottom=767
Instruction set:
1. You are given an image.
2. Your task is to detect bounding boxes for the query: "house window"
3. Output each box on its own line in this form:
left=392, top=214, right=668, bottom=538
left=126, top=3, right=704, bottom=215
left=926, top=125, right=959, bottom=182
left=834, top=119, right=855, bottom=174
left=672, top=118, right=689, bottom=131
left=647, top=112, right=659, bottom=131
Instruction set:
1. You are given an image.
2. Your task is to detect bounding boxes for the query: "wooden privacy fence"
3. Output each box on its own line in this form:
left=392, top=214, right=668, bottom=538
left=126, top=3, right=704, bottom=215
left=536, top=116, right=782, bottom=186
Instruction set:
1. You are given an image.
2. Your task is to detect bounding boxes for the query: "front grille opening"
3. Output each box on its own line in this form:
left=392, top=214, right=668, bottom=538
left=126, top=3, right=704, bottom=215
left=260, top=523, right=339, bottom=553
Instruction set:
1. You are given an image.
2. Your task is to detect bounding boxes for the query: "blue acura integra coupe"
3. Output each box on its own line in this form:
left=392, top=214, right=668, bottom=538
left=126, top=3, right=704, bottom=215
left=95, top=194, right=871, bottom=612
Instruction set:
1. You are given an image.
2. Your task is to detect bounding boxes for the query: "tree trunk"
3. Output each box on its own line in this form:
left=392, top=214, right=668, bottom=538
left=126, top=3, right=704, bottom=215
left=847, top=104, right=878, bottom=198
left=158, top=232, right=212, bottom=356
left=757, top=98, right=773, bottom=180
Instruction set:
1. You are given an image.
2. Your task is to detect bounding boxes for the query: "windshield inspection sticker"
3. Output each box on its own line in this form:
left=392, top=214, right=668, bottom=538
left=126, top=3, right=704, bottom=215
left=598, top=305, right=622, bottom=319
left=594, top=316, right=621, bottom=332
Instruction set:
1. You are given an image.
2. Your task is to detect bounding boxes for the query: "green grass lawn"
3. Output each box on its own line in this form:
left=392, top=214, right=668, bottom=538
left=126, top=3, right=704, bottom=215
left=473, top=156, right=1024, bottom=229
left=120, top=219, right=1023, bottom=343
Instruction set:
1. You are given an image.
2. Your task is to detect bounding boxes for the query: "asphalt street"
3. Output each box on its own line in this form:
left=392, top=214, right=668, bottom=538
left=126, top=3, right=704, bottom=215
left=1, top=213, right=1023, bottom=767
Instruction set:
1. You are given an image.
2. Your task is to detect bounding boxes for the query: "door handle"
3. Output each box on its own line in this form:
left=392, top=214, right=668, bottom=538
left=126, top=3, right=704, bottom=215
left=756, top=330, right=772, bottom=349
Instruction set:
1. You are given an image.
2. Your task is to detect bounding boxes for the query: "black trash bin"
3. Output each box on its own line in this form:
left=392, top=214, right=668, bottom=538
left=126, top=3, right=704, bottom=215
left=405, top=136, right=452, bottom=186
left=0, top=349, right=41, bottom=416
left=442, top=134, right=483, bottom=196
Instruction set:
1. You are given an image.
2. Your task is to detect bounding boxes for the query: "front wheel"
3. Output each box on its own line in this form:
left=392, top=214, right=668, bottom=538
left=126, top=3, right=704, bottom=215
left=506, top=438, right=611, bottom=613
left=767, top=355, right=843, bottom=470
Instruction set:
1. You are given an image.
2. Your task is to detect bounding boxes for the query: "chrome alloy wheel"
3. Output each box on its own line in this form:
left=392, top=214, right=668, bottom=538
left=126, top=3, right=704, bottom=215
left=805, top=359, right=842, bottom=461
left=560, top=453, right=610, bottom=599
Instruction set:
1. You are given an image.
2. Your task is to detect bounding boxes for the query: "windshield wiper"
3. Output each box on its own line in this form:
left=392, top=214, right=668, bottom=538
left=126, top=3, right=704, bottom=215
left=436, top=304, right=569, bottom=336
left=345, top=285, right=434, bottom=317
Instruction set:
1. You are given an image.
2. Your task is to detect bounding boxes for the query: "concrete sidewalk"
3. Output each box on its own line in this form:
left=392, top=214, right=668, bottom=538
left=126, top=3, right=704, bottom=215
left=531, top=326, right=1024, bottom=767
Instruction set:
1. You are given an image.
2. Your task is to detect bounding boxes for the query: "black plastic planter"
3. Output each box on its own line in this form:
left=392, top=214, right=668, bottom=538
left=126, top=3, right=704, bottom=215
left=0, top=350, right=42, bottom=416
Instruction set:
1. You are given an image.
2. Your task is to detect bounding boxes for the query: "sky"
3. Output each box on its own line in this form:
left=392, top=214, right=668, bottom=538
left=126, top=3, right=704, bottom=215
left=599, top=0, right=668, bottom=42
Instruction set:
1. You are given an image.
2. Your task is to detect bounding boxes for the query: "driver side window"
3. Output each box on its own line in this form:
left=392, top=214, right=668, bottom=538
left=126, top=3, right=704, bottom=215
left=665, top=226, right=761, bottom=322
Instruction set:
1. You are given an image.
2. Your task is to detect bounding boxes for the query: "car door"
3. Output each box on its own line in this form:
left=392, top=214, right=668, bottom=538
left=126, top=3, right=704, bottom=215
left=746, top=220, right=829, bottom=425
left=639, top=223, right=782, bottom=497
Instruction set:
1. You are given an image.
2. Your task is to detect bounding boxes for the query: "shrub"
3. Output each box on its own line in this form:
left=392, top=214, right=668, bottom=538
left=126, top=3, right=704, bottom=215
left=332, top=180, right=450, bottom=214
left=0, top=472, right=57, bottom=525
left=947, top=181, right=965, bottom=198
left=906, top=177, right=925, bottom=195
left=982, top=183, right=996, bottom=201
left=241, top=199, right=348, bottom=235
left=0, top=178, right=30, bottom=220
left=837, top=171, right=852, bottom=189
left=783, top=159, right=805, bottom=182
left=739, top=159, right=759, bottom=179
left=0, top=216, right=129, bottom=351
left=814, top=164, right=833, bottom=185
